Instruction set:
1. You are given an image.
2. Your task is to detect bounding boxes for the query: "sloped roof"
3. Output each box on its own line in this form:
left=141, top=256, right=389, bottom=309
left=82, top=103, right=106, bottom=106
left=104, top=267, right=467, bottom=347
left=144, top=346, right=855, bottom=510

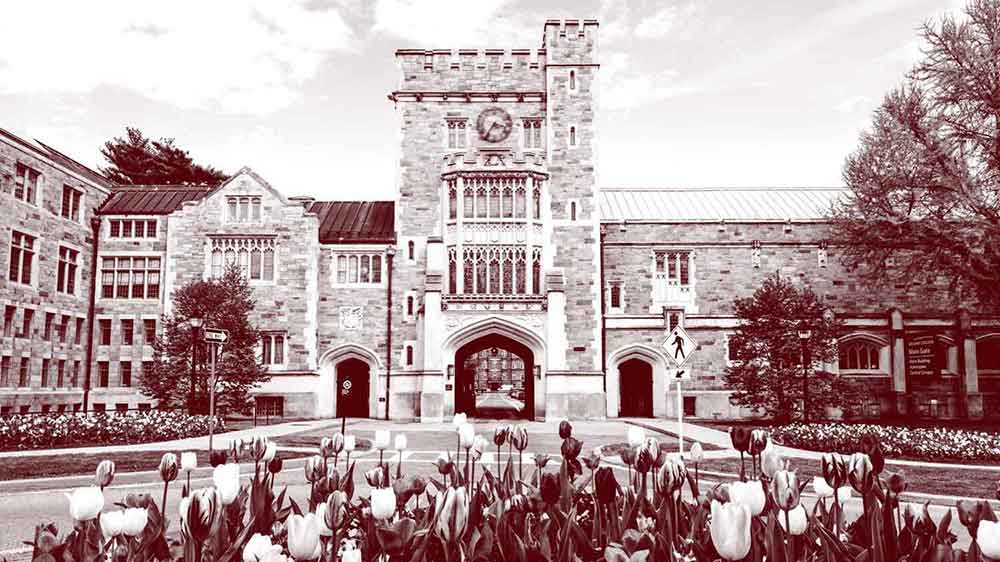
left=0, top=127, right=111, bottom=189
left=599, top=187, right=847, bottom=222
left=98, top=185, right=215, bottom=215
left=309, top=201, right=395, bottom=244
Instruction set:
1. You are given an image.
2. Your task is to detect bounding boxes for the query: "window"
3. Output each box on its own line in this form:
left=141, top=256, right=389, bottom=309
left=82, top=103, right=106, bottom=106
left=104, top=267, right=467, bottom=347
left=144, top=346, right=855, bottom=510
left=40, top=404, right=51, bottom=414
left=120, top=361, right=132, bottom=387
left=18, top=309, right=33, bottom=338
left=44, top=313, right=54, bottom=340
left=72, top=361, right=80, bottom=387
left=143, top=319, right=157, bottom=344
left=57, top=360, right=65, bottom=387
left=75, top=318, right=83, bottom=345
left=609, top=283, right=622, bottom=310
left=257, top=396, right=284, bottom=417
left=405, top=345, right=414, bottom=366
left=9, top=231, right=35, bottom=284
left=115, top=403, right=128, bottom=413
left=93, top=403, right=106, bottom=414
left=58, top=315, right=69, bottom=344
left=408, top=240, right=415, bottom=261
left=99, top=319, right=111, bottom=345
left=138, top=402, right=151, bottom=412
left=446, top=120, right=467, bottom=149
left=14, top=163, right=40, bottom=204
left=3, top=306, right=14, bottom=337
left=100, top=256, right=161, bottom=299
left=569, top=126, right=577, bottom=147
left=107, top=219, right=157, bottom=238
left=61, top=186, right=82, bottom=221
left=570, top=201, right=577, bottom=221
left=41, top=359, right=49, bottom=387
left=210, top=238, right=274, bottom=281
left=333, top=253, right=383, bottom=285
left=0, top=406, right=9, bottom=416
left=19, top=405, right=29, bottom=415
left=97, top=362, right=109, bottom=387
left=683, top=396, right=696, bottom=417
left=838, top=340, right=881, bottom=371
left=523, top=120, right=542, bottom=149
left=142, top=361, right=153, bottom=379
left=0, top=356, right=9, bottom=386
left=978, top=337, right=1000, bottom=373
left=57, top=247, right=79, bottom=294
left=226, top=196, right=262, bottom=222
left=57, top=404, right=67, bottom=414
left=121, top=319, right=134, bottom=345
left=261, top=332, right=286, bottom=366
left=569, top=69, right=576, bottom=91
left=406, top=295, right=415, bottom=316
left=18, top=357, right=30, bottom=387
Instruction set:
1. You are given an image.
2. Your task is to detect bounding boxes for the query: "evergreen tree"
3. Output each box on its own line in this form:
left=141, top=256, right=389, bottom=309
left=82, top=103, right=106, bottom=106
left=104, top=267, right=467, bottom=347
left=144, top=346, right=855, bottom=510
left=142, top=267, right=268, bottom=414
left=100, top=127, right=227, bottom=185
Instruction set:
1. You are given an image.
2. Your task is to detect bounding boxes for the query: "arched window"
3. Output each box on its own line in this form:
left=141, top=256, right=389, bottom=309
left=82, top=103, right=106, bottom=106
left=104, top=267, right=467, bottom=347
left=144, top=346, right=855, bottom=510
left=448, top=254, right=457, bottom=294
left=977, top=336, right=1000, bottom=373
left=569, top=126, right=576, bottom=147
left=569, top=70, right=576, bottom=91
left=532, top=256, right=541, bottom=294
left=448, top=186, right=457, bottom=219
left=463, top=187, right=474, bottom=218
left=839, top=340, right=881, bottom=371
left=405, top=345, right=413, bottom=366
left=570, top=201, right=577, bottom=221
left=211, top=249, right=223, bottom=278
left=250, top=249, right=262, bottom=280
left=532, top=186, right=541, bottom=219
left=407, top=240, right=415, bottom=260
left=406, top=295, right=414, bottom=316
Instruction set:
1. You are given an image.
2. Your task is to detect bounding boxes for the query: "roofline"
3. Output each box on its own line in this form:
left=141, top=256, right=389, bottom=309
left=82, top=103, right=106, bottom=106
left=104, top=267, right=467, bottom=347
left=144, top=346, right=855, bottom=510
left=0, top=127, right=112, bottom=194
left=600, top=218, right=833, bottom=225
left=600, top=186, right=847, bottom=192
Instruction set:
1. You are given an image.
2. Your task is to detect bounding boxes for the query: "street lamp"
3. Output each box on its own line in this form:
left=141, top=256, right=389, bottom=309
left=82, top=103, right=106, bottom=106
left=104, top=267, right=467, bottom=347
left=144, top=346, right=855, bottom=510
left=797, top=326, right=812, bottom=424
left=188, top=317, right=203, bottom=414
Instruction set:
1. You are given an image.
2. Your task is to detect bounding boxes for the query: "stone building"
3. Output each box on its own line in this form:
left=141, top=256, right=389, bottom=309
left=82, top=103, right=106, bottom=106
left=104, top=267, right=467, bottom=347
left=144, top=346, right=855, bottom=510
left=1, top=19, right=997, bottom=421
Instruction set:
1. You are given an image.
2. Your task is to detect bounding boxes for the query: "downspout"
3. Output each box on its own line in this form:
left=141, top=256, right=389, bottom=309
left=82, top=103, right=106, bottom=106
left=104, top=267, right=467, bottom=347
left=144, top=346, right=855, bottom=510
left=82, top=217, right=100, bottom=412
left=384, top=246, right=395, bottom=420
left=599, top=225, right=607, bottom=395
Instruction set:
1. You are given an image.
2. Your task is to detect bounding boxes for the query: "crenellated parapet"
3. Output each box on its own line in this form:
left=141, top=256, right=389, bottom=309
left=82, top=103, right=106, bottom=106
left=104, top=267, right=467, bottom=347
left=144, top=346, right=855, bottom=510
left=542, top=19, right=599, bottom=65
left=393, top=48, right=546, bottom=93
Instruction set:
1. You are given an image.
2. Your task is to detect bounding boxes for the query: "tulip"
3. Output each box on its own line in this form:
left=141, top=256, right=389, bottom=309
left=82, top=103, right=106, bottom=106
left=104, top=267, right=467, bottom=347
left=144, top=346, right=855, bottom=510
left=510, top=425, right=529, bottom=451
left=595, top=467, right=618, bottom=505
left=627, top=426, right=646, bottom=448
left=710, top=500, right=752, bottom=560
left=370, top=487, right=396, bottom=520
left=836, top=486, right=852, bottom=504
left=978, top=520, right=1000, bottom=559
left=331, top=433, right=345, bottom=455
left=642, top=437, right=662, bottom=467
left=365, top=467, right=386, bottom=488
left=635, top=445, right=653, bottom=474
left=534, top=453, right=551, bottom=469
left=761, top=446, right=785, bottom=479
left=452, top=412, right=468, bottom=427
left=100, top=510, right=125, bottom=537
left=268, top=457, right=283, bottom=474
left=958, top=500, right=991, bottom=535
left=344, top=435, right=357, bottom=452
left=887, top=471, right=907, bottom=498
left=341, top=543, right=362, bottom=562
left=778, top=505, right=808, bottom=536
left=374, top=430, right=391, bottom=451
left=770, top=470, right=800, bottom=511
left=251, top=436, right=270, bottom=461
left=208, top=449, right=227, bottom=467
left=125, top=493, right=155, bottom=510
left=813, top=476, right=834, bottom=498
left=287, top=513, right=323, bottom=560
left=859, top=434, right=885, bottom=475
left=325, top=490, right=348, bottom=531
left=749, top=429, right=769, bottom=456
left=314, top=504, right=333, bottom=537
left=435, top=486, right=469, bottom=541
left=657, top=456, right=687, bottom=495
left=729, top=480, right=767, bottom=516
left=433, top=451, right=455, bottom=475
left=689, top=442, right=704, bottom=463
left=180, top=452, right=197, bottom=472
left=66, top=486, right=104, bottom=521
left=320, top=437, right=335, bottom=458
left=394, top=433, right=408, bottom=451
left=559, top=420, right=573, bottom=439
left=540, top=472, right=560, bottom=504
left=729, top=427, right=751, bottom=453
left=229, top=439, right=242, bottom=461
left=95, top=460, right=115, bottom=490
left=821, top=452, right=847, bottom=489
left=213, top=463, right=241, bottom=505
left=471, top=435, right=487, bottom=460
left=243, top=533, right=284, bottom=562
left=159, top=453, right=179, bottom=483
left=121, top=507, right=148, bottom=536
left=847, top=452, right=873, bottom=494
left=181, top=488, right=222, bottom=542
left=562, top=436, right=583, bottom=459
left=593, top=446, right=603, bottom=459
left=493, top=425, right=508, bottom=447
left=458, top=423, right=475, bottom=449
left=262, top=442, right=277, bottom=463
left=305, top=455, right=324, bottom=483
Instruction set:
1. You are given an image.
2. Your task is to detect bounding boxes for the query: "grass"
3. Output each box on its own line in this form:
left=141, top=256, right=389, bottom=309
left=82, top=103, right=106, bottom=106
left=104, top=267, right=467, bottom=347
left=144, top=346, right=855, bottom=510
left=601, top=440, right=722, bottom=458
left=689, top=456, right=999, bottom=500
left=275, top=435, right=373, bottom=450
left=0, top=449, right=312, bottom=481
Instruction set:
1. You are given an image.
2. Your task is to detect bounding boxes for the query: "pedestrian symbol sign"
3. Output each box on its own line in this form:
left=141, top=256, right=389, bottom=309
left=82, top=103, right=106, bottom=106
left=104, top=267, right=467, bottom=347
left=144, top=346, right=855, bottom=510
left=663, top=326, right=697, bottom=367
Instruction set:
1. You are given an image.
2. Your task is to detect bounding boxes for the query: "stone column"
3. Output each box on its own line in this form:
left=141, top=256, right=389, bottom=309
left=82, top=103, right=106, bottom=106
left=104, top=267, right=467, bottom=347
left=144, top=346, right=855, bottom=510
left=420, top=236, right=445, bottom=422
left=957, top=309, right=983, bottom=419
left=889, top=308, right=907, bottom=416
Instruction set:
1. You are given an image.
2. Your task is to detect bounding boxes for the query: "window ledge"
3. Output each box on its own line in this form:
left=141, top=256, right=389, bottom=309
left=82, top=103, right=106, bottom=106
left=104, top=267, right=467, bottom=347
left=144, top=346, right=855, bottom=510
left=839, top=371, right=890, bottom=378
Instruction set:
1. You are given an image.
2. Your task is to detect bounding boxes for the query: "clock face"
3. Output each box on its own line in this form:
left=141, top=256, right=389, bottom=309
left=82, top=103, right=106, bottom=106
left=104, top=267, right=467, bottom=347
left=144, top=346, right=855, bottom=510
left=476, top=107, right=513, bottom=143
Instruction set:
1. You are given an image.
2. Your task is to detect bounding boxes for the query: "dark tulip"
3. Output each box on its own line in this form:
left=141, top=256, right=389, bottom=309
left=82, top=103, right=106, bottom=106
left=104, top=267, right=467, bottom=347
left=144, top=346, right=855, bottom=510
left=559, top=420, right=573, bottom=440
left=635, top=447, right=653, bottom=474
left=493, top=425, right=508, bottom=447
left=620, top=447, right=636, bottom=467
left=534, top=454, right=551, bottom=469
left=886, top=471, right=906, bottom=497
left=561, top=436, right=582, bottom=460
left=124, top=493, right=155, bottom=509
left=268, top=456, right=283, bottom=474
left=957, top=500, right=988, bottom=535
left=859, top=434, right=885, bottom=475
left=595, top=467, right=617, bottom=505
left=730, top=427, right=752, bottom=453
left=821, top=453, right=846, bottom=489
left=539, top=472, right=560, bottom=504
left=209, top=450, right=227, bottom=468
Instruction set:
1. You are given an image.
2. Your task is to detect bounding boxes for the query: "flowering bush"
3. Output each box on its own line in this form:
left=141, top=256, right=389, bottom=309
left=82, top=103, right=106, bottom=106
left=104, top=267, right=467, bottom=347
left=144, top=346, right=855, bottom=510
left=0, top=411, right=222, bottom=451
left=771, top=422, right=1000, bottom=463
left=25, top=422, right=1000, bottom=562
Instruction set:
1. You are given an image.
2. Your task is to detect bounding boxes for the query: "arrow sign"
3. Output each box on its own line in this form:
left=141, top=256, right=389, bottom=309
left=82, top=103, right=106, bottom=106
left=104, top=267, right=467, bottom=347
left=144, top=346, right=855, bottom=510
left=203, top=328, right=229, bottom=344
left=669, top=368, right=691, bottom=381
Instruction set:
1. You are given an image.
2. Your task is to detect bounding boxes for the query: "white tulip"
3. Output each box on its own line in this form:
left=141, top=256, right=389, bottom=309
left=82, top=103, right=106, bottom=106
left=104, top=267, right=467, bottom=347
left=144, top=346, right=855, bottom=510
left=978, top=520, right=1000, bottom=559
left=627, top=426, right=646, bottom=448
left=728, top=480, right=767, bottom=516
left=812, top=476, right=834, bottom=498
left=100, top=510, right=125, bottom=537
left=66, top=486, right=104, bottom=521
left=213, top=463, right=241, bottom=505
left=314, top=504, right=333, bottom=536
left=836, top=486, right=852, bottom=504
left=121, top=507, right=148, bottom=536
left=243, top=533, right=283, bottom=562
left=394, top=433, right=408, bottom=451
left=778, top=504, right=809, bottom=536
left=370, top=488, right=396, bottom=520
left=452, top=413, right=467, bottom=427
left=263, top=442, right=277, bottom=463
left=344, top=435, right=357, bottom=452
left=180, top=451, right=198, bottom=472
left=374, top=430, right=391, bottom=451
left=459, top=423, right=475, bottom=449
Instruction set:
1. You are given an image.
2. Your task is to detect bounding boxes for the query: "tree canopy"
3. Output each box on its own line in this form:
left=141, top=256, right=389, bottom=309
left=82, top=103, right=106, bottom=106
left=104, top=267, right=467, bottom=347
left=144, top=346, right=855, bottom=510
left=141, top=267, right=268, bottom=414
left=724, top=273, right=862, bottom=422
left=100, top=127, right=228, bottom=186
left=831, top=0, right=1000, bottom=311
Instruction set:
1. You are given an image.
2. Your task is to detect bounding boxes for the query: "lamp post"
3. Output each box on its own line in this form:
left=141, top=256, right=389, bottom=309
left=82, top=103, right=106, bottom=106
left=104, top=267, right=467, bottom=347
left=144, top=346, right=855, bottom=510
left=188, top=317, right=203, bottom=414
left=797, top=326, right=812, bottom=423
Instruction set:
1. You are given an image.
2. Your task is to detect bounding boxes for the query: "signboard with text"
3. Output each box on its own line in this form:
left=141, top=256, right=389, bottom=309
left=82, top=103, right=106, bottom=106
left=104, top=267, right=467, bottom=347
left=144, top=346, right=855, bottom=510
left=905, top=333, right=942, bottom=377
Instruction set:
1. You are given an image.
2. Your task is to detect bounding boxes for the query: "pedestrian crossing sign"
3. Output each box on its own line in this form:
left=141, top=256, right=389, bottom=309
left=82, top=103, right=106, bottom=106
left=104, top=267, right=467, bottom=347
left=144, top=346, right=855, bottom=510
left=663, top=326, right=697, bottom=367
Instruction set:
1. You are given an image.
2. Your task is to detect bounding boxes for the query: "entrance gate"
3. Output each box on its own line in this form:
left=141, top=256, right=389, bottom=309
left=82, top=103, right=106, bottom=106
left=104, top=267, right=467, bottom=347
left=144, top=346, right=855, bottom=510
left=619, top=358, right=653, bottom=417
left=336, top=358, right=370, bottom=417
left=455, top=334, right=534, bottom=420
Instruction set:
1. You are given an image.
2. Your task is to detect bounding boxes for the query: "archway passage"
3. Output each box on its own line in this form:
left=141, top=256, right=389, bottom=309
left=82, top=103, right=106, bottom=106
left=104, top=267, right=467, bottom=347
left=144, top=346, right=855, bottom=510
left=336, top=358, right=370, bottom=418
left=455, top=334, right=534, bottom=420
left=619, top=358, right=653, bottom=417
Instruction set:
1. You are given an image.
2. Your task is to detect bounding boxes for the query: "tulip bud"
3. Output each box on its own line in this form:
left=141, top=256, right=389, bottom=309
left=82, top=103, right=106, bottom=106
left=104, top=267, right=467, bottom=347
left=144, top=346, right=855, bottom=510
left=95, top=460, right=116, bottom=489
left=229, top=439, right=241, bottom=461
left=124, top=493, right=154, bottom=510
left=886, top=471, right=907, bottom=498
left=374, top=430, right=391, bottom=451
left=847, top=452, right=873, bottom=494
left=268, top=456, right=283, bottom=474
left=262, top=442, right=277, bottom=463
left=760, top=446, right=785, bottom=479
left=181, top=487, right=222, bottom=542
left=958, top=500, right=991, bottom=536
left=729, top=427, right=751, bottom=453
left=471, top=435, right=487, bottom=460
left=534, top=453, right=551, bottom=470
left=859, top=434, right=885, bottom=475
left=100, top=510, right=125, bottom=538
left=821, top=452, right=846, bottom=489
left=510, top=425, right=528, bottom=451
left=305, top=455, right=325, bottom=483
left=561, top=436, right=583, bottom=460
left=978, top=520, right=1000, bottom=559
left=395, top=433, right=408, bottom=451
left=558, top=420, right=573, bottom=440
left=325, top=490, right=347, bottom=531
left=729, top=480, right=767, bottom=516
left=493, top=425, right=508, bottom=447
left=179, top=451, right=197, bottom=473
left=251, top=436, right=270, bottom=461
left=778, top=504, right=808, bottom=536
left=749, top=429, right=769, bottom=456
left=433, top=451, right=455, bottom=475
left=452, top=412, right=468, bottom=427
left=159, top=453, right=179, bottom=483
left=435, top=486, right=469, bottom=541
left=657, top=456, right=687, bottom=496
left=770, top=470, right=800, bottom=511
left=121, top=507, right=148, bottom=536
left=635, top=446, right=653, bottom=474
left=213, top=463, right=241, bottom=505
left=458, top=423, right=475, bottom=449
left=627, top=426, right=646, bottom=448
left=620, top=446, right=636, bottom=467
left=344, top=435, right=357, bottom=452
left=331, top=433, right=345, bottom=455
left=209, top=449, right=228, bottom=467
left=689, top=442, right=704, bottom=463
left=710, top=500, right=752, bottom=560
left=286, top=513, right=323, bottom=560
left=370, top=487, right=396, bottom=520
left=409, top=475, right=428, bottom=496
left=365, top=467, right=386, bottom=488
left=595, top=467, right=617, bottom=505
left=320, top=437, right=335, bottom=458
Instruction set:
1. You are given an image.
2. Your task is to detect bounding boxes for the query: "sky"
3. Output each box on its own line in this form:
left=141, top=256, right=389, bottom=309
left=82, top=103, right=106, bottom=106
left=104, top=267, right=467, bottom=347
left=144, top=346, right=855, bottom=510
left=0, top=0, right=967, bottom=200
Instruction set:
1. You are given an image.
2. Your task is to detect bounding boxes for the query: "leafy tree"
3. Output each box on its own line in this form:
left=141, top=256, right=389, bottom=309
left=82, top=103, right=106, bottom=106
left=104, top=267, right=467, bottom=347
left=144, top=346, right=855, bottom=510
left=142, top=267, right=268, bottom=414
left=100, top=127, right=228, bottom=185
left=724, top=273, right=861, bottom=423
left=831, top=0, right=1000, bottom=312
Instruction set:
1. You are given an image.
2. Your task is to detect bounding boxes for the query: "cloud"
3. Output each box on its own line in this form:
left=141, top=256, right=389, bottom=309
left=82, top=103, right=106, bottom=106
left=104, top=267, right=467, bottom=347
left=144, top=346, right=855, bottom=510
left=600, top=52, right=695, bottom=111
left=371, top=0, right=535, bottom=47
left=0, top=1, right=355, bottom=115
left=835, top=95, right=872, bottom=114
left=634, top=6, right=678, bottom=39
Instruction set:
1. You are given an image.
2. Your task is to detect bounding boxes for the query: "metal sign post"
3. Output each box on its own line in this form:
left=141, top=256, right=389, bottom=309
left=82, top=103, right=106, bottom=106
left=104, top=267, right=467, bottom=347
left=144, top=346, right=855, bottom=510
left=669, top=368, right=691, bottom=455
left=203, top=328, right=229, bottom=454
left=664, top=324, right=697, bottom=458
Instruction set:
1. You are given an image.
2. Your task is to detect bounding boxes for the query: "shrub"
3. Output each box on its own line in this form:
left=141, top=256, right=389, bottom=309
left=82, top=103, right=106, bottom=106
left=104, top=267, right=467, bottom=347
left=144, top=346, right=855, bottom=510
left=0, top=411, right=222, bottom=451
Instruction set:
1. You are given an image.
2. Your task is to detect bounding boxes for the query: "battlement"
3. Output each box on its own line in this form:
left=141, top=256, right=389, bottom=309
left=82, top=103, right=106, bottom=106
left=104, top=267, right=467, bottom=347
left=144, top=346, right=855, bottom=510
left=393, top=48, right=547, bottom=93
left=543, top=19, right=599, bottom=65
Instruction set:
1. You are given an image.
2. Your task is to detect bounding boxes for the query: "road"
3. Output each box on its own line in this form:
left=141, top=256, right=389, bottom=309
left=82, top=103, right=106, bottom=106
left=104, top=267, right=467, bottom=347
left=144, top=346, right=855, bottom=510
left=474, top=391, right=525, bottom=419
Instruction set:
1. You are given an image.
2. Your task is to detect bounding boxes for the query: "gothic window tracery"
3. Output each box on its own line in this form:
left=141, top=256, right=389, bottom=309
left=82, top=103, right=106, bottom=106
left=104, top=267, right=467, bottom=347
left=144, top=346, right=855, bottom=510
left=211, top=237, right=276, bottom=281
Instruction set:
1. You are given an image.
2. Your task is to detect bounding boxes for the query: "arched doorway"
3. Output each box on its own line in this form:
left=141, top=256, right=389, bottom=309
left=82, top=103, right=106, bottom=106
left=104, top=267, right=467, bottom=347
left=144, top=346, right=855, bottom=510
left=455, top=334, right=534, bottom=420
left=336, top=358, right=370, bottom=418
left=619, top=358, right=653, bottom=417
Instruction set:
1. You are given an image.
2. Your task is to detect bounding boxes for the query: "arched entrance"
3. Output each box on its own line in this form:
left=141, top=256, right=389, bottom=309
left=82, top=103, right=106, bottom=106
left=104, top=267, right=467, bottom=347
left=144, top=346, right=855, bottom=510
left=455, top=334, right=534, bottom=420
left=619, top=358, right=653, bottom=417
left=336, top=358, right=370, bottom=418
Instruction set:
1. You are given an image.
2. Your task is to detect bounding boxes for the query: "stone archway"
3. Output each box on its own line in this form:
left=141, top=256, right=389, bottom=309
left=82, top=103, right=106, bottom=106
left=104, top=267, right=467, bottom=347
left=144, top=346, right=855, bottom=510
left=319, top=344, right=381, bottom=418
left=607, top=344, right=670, bottom=418
left=618, top=358, right=653, bottom=417
left=455, top=334, right=534, bottom=419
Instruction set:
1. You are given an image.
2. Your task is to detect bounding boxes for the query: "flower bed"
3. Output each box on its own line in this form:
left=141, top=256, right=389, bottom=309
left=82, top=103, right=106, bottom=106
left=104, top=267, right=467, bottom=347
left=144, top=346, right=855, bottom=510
left=771, top=422, right=1000, bottom=463
left=0, top=411, right=222, bottom=451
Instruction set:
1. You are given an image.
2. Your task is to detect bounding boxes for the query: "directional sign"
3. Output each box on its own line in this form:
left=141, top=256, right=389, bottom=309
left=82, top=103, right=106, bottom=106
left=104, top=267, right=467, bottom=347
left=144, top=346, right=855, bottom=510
left=669, top=368, right=691, bottom=382
left=663, top=325, right=697, bottom=367
left=203, top=328, right=229, bottom=344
